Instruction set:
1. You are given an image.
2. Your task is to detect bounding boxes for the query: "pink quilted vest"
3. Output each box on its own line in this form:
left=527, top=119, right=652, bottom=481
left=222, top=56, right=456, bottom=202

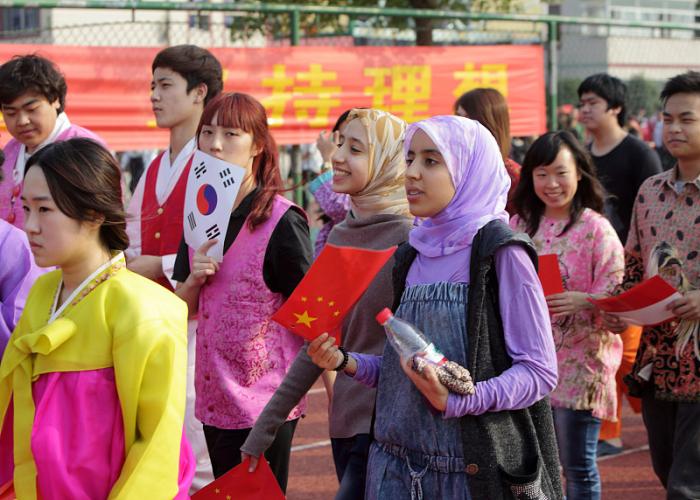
left=195, top=195, right=306, bottom=429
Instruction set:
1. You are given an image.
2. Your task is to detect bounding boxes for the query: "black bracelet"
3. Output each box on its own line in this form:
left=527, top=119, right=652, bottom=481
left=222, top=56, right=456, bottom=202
left=334, top=346, right=349, bottom=372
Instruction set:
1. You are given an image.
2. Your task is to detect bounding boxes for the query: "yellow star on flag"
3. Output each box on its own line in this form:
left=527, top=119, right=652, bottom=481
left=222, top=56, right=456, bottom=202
left=294, top=310, right=318, bottom=328
left=317, top=296, right=324, bottom=302
left=301, top=296, right=308, bottom=302
left=328, top=300, right=335, bottom=307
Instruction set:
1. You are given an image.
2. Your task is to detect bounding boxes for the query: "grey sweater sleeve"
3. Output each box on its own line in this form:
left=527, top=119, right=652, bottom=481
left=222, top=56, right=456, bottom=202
left=240, top=346, right=324, bottom=457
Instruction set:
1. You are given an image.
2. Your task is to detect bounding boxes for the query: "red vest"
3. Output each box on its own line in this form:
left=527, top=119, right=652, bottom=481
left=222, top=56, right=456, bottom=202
left=141, top=152, right=192, bottom=290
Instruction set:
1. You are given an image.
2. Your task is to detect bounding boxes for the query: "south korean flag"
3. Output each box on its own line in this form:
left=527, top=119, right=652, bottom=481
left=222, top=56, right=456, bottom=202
left=183, top=150, right=245, bottom=262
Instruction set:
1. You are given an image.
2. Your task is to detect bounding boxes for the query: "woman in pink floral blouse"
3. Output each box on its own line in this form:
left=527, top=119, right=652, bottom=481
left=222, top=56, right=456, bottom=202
left=511, top=131, right=624, bottom=500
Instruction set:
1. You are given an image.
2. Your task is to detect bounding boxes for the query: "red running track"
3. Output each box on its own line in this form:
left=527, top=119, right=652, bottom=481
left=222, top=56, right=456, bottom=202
left=286, top=383, right=664, bottom=499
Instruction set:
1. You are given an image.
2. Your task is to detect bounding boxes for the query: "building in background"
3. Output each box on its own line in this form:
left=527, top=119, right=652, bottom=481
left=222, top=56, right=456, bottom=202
left=556, top=0, right=700, bottom=81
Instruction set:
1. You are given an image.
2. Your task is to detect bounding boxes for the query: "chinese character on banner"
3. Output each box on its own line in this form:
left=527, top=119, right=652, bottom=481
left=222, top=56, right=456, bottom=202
left=260, top=64, right=295, bottom=127
left=452, top=63, right=509, bottom=98
left=293, top=64, right=342, bottom=128
left=364, top=65, right=432, bottom=122
left=260, top=63, right=342, bottom=128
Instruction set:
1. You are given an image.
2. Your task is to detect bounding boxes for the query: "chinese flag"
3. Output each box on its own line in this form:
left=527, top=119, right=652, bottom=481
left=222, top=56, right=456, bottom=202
left=537, top=254, right=564, bottom=296
left=191, top=458, right=284, bottom=500
left=272, top=243, right=397, bottom=345
left=0, top=481, right=14, bottom=500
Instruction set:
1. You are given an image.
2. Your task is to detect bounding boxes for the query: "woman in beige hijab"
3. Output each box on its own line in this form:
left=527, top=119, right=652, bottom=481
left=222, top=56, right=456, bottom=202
left=242, top=109, right=413, bottom=500
left=335, top=108, right=411, bottom=218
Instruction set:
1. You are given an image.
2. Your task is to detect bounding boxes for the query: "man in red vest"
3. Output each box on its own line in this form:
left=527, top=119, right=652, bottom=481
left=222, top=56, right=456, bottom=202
left=126, top=44, right=223, bottom=492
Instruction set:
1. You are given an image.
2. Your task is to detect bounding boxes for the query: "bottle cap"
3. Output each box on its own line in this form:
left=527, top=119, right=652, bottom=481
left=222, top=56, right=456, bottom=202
left=375, top=308, right=393, bottom=325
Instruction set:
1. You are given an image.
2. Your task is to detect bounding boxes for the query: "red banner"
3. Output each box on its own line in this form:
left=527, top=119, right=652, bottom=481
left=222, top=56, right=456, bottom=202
left=0, top=45, right=545, bottom=151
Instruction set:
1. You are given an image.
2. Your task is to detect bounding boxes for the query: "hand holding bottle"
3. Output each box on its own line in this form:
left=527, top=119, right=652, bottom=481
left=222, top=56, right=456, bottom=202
left=413, top=357, right=475, bottom=396
left=400, top=357, right=450, bottom=411
left=376, top=308, right=475, bottom=396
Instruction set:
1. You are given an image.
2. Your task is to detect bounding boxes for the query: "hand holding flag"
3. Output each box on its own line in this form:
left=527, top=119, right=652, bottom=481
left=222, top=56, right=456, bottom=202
left=186, top=239, right=220, bottom=288
left=272, top=244, right=397, bottom=345
left=191, top=458, right=284, bottom=500
left=184, top=150, right=245, bottom=262
left=589, top=275, right=683, bottom=326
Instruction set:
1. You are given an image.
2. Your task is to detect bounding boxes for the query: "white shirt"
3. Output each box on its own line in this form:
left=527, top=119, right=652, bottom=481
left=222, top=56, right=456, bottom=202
left=13, top=112, right=71, bottom=185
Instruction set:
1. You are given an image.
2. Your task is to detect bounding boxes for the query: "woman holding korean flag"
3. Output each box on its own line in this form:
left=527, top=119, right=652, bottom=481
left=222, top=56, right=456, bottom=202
left=172, top=93, right=313, bottom=493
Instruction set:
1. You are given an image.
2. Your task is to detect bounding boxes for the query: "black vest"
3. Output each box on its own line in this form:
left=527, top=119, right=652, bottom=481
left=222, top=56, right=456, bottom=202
left=391, top=220, right=563, bottom=500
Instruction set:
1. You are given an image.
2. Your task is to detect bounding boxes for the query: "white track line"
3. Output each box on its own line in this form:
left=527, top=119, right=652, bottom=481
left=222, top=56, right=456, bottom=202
left=597, top=444, right=649, bottom=462
left=291, top=440, right=332, bottom=452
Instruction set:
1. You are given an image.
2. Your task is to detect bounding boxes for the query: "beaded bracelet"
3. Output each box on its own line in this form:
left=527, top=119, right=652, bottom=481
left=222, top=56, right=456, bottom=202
left=334, top=346, right=349, bottom=372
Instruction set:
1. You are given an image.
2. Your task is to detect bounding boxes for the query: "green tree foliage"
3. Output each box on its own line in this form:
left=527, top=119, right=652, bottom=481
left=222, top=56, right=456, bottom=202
left=229, top=0, right=526, bottom=46
left=558, top=78, right=580, bottom=106
left=626, top=74, right=662, bottom=116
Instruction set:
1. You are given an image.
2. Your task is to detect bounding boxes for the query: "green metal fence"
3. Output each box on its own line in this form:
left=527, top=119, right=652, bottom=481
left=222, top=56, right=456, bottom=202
left=0, top=1, right=698, bottom=130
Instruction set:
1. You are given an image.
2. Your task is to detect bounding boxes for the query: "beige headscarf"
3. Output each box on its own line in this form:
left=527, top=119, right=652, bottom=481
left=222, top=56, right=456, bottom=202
left=345, top=108, right=410, bottom=217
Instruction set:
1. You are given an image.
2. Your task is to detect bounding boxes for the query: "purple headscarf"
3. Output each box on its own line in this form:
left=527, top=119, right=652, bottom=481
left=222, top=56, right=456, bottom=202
left=406, top=115, right=510, bottom=258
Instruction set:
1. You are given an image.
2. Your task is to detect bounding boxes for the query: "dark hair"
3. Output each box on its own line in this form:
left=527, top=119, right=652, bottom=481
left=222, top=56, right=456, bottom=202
left=0, top=149, right=4, bottom=182
left=25, top=138, right=129, bottom=250
left=454, top=88, right=511, bottom=162
left=660, top=71, right=700, bottom=103
left=197, top=93, right=282, bottom=230
left=513, top=131, right=605, bottom=237
left=0, top=54, right=67, bottom=113
left=577, top=73, right=627, bottom=127
left=333, top=108, right=358, bottom=133
left=152, top=45, right=223, bottom=105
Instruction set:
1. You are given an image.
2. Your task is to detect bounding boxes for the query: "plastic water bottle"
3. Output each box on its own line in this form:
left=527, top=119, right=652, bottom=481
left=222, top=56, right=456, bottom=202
left=375, top=308, right=476, bottom=396
left=375, top=308, right=447, bottom=365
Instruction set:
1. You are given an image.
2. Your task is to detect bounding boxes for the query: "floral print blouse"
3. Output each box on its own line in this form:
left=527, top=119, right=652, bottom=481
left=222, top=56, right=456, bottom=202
left=511, top=208, right=625, bottom=419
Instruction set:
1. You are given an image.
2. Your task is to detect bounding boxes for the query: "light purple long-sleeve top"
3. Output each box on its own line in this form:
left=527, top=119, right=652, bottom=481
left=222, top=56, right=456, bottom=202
left=308, top=170, right=350, bottom=258
left=352, top=244, right=558, bottom=418
left=0, top=220, right=45, bottom=354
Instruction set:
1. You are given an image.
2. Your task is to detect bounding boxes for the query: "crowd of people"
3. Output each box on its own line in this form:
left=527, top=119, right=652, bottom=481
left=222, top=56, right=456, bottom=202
left=0, top=45, right=698, bottom=500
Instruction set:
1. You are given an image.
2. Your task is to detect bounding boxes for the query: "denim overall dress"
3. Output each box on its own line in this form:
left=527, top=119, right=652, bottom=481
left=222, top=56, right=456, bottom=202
left=366, top=282, right=472, bottom=500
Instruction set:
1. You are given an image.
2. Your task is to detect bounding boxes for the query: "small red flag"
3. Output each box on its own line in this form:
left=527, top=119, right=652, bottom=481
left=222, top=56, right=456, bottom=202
left=537, top=254, right=564, bottom=296
left=191, top=458, right=284, bottom=500
left=0, top=481, right=15, bottom=500
left=272, top=243, right=397, bottom=345
left=588, top=275, right=682, bottom=326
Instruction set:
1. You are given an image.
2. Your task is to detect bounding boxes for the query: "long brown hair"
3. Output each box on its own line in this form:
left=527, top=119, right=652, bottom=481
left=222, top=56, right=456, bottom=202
left=513, top=131, right=606, bottom=237
left=25, top=138, right=129, bottom=250
left=454, top=88, right=511, bottom=163
left=197, top=92, right=283, bottom=230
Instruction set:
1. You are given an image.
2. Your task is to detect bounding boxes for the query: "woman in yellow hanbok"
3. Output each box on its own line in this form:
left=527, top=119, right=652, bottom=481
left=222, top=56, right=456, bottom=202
left=0, top=138, right=194, bottom=499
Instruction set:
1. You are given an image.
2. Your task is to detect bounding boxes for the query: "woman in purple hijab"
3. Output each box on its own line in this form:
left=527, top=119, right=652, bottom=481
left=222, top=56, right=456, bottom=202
left=307, top=116, right=562, bottom=499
